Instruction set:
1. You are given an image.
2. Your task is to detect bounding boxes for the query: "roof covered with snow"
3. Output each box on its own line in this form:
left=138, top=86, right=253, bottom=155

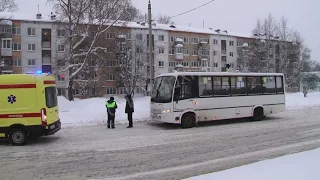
left=0, top=12, right=254, bottom=39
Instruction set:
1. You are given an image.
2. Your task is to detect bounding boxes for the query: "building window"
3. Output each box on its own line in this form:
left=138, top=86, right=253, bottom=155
left=158, top=47, right=164, bottom=54
left=27, top=44, right=36, bottom=51
left=191, top=61, right=199, bottom=67
left=57, top=29, right=65, bottom=37
left=213, top=51, right=217, bottom=56
left=169, top=36, right=175, bottom=42
left=13, top=59, right=21, bottom=67
left=106, top=87, right=116, bottom=95
left=106, top=32, right=115, bottom=39
left=169, top=48, right=175, bottom=55
left=237, top=41, right=242, bottom=46
left=183, top=49, right=189, bottom=56
left=12, top=27, right=21, bottom=35
left=182, top=61, right=189, bottom=67
left=230, top=52, right=234, bottom=57
left=12, top=43, right=21, bottom=51
left=58, top=45, right=65, bottom=52
left=158, top=35, right=164, bottom=41
left=229, top=41, right=234, bottom=46
left=106, top=74, right=115, bottom=81
left=27, top=28, right=36, bottom=36
left=191, top=37, right=199, bottom=44
left=176, top=47, right=182, bottom=54
left=2, top=39, right=11, bottom=49
left=213, top=62, right=218, bottom=67
left=28, top=59, right=36, bottom=66
left=119, top=87, right=126, bottom=94
left=183, top=37, right=189, bottom=43
left=169, top=61, right=178, bottom=67
left=213, top=39, right=218, bottom=44
left=136, top=33, right=142, bottom=41
left=191, top=49, right=198, bottom=56
left=201, top=38, right=210, bottom=44
left=201, top=59, right=208, bottom=67
left=106, top=60, right=117, bottom=67
left=158, top=61, right=164, bottom=67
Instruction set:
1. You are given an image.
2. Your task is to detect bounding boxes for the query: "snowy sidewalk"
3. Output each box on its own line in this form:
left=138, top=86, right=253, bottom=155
left=184, top=147, right=320, bottom=180
left=58, top=92, right=320, bottom=126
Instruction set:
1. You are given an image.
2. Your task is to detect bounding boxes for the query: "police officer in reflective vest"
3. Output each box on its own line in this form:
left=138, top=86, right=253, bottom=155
left=105, top=97, right=118, bottom=129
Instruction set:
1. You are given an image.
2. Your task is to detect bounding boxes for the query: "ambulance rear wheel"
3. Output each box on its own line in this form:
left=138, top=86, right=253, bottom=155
left=8, top=128, right=27, bottom=146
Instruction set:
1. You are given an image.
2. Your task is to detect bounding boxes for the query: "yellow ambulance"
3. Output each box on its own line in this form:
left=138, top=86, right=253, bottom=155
left=0, top=72, right=61, bottom=146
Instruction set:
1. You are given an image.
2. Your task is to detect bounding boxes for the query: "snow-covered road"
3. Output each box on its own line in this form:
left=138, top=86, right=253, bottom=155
left=1, top=106, right=320, bottom=180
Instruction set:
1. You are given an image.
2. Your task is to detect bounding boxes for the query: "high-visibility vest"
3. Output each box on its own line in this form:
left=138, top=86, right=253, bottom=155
left=106, top=101, right=116, bottom=108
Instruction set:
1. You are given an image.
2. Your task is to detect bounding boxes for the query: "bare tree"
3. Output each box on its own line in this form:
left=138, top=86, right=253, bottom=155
left=0, top=0, right=18, bottom=12
left=156, top=14, right=173, bottom=24
left=48, top=0, right=133, bottom=101
left=115, top=34, right=149, bottom=97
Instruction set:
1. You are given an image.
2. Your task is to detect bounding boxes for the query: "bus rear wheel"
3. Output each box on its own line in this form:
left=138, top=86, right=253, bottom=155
left=8, top=128, right=27, bottom=146
left=252, top=107, right=265, bottom=121
left=181, top=113, right=196, bottom=129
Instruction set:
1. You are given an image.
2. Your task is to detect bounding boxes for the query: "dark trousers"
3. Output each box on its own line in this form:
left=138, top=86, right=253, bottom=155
left=127, top=112, right=133, bottom=127
left=107, top=114, right=115, bottom=127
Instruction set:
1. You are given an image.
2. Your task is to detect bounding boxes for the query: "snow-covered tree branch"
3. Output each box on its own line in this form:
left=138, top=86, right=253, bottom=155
left=114, top=34, right=150, bottom=97
left=48, top=0, right=137, bottom=101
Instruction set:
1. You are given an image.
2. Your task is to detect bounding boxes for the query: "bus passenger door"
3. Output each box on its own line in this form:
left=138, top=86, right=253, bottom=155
left=173, top=76, right=197, bottom=113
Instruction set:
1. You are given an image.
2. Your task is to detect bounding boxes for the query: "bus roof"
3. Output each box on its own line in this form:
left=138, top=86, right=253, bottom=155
left=157, top=72, right=285, bottom=78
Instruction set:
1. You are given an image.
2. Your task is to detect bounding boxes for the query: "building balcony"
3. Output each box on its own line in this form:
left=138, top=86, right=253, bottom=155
left=0, top=65, right=13, bottom=71
left=1, top=48, right=12, bottom=56
left=175, top=53, right=183, bottom=60
left=42, top=56, right=51, bottom=65
left=42, top=41, right=51, bottom=49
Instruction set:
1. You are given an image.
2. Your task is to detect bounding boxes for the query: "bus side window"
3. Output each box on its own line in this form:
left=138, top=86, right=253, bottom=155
left=262, top=76, right=276, bottom=94
left=231, top=76, right=247, bottom=95
left=177, top=76, right=196, bottom=100
left=247, top=76, right=262, bottom=95
left=199, top=76, right=213, bottom=97
left=276, top=76, right=284, bottom=93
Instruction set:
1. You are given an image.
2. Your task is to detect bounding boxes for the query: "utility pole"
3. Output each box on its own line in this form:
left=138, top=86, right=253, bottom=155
left=148, top=0, right=153, bottom=95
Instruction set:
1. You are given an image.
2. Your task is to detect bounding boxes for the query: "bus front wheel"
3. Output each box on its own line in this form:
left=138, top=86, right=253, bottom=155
left=181, top=113, right=196, bottom=128
left=252, top=107, right=265, bottom=121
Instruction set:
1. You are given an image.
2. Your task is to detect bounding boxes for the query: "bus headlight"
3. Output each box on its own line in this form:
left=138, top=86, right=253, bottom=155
left=162, top=109, right=170, bottom=113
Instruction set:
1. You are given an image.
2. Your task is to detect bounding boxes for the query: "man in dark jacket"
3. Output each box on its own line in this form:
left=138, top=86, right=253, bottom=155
left=106, top=97, right=117, bottom=129
left=125, top=94, right=134, bottom=128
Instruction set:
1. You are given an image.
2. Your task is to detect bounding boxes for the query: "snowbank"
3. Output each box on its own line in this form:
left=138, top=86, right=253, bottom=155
left=58, top=96, right=150, bottom=126
left=184, top=147, right=320, bottom=180
left=58, top=92, right=320, bottom=126
left=285, top=92, right=320, bottom=110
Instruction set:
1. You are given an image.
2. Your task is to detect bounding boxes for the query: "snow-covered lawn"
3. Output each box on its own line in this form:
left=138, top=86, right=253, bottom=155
left=59, top=92, right=320, bottom=126
left=184, top=147, right=320, bottom=180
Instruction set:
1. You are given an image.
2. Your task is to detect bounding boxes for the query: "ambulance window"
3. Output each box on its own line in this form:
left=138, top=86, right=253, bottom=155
left=45, top=87, right=58, bottom=108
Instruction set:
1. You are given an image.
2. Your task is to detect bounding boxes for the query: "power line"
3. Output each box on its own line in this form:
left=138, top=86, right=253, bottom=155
left=168, top=0, right=215, bottom=19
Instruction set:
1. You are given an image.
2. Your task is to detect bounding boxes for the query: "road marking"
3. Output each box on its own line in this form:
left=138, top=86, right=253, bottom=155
left=90, top=139, right=320, bottom=180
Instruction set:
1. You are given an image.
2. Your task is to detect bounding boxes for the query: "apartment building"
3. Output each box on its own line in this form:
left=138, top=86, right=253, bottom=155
left=211, top=31, right=237, bottom=72
left=0, top=12, right=300, bottom=97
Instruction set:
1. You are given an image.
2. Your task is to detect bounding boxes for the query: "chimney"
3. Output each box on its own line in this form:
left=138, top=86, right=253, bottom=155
left=50, top=12, right=56, bottom=20
left=36, top=13, right=42, bottom=19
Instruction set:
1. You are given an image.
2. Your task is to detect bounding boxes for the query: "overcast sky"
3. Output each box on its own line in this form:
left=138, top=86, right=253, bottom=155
left=17, top=0, right=319, bottom=60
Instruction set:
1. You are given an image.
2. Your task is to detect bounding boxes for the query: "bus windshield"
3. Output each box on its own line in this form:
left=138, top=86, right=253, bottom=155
left=151, top=76, right=176, bottom=103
